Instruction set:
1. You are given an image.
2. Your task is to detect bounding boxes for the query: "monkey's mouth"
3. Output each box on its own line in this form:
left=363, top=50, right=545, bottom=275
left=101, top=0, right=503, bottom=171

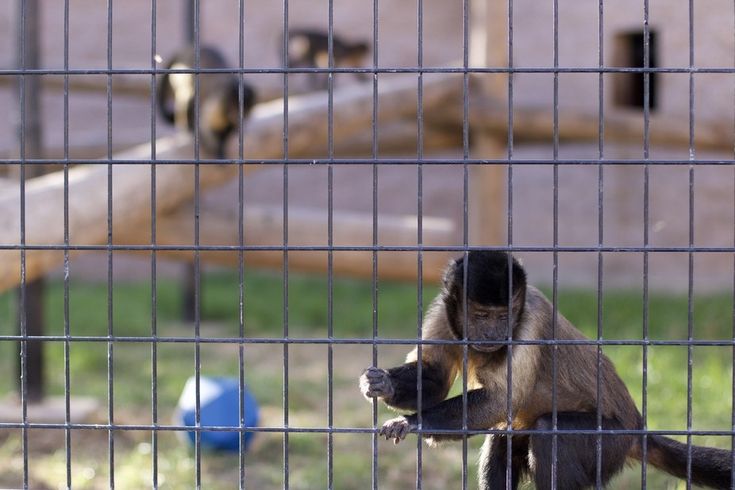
left=470, top=341, right=506, bottom=353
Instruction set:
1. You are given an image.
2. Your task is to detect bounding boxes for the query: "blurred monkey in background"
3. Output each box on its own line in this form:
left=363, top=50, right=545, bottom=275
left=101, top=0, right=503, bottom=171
left=157, top=45, right=256, bottom=158
left=284, top=29, right=369, bottom=91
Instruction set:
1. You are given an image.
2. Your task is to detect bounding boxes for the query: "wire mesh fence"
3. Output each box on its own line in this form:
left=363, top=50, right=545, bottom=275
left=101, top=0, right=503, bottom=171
left=1, top=0, right=735, bottom=489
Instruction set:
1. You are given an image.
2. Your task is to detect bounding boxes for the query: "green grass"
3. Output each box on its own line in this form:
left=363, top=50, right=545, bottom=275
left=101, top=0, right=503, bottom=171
left=0, top=270, right=732, bottom=488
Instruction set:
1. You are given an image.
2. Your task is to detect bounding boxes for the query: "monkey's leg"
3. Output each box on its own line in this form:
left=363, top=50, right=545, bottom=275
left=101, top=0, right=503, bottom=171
left=379, top=389, right=495, bottom=444
left=529, top=412, right=631, bottom=490
left=480, top=434, right=529, bottom=490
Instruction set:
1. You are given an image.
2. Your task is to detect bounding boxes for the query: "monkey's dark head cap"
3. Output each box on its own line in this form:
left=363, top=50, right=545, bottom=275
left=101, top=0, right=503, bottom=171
left=449, top=251, right=526, bottom=306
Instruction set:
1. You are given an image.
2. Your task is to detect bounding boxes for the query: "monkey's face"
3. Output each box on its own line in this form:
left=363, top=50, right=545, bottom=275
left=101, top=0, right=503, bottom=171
left=443, top=251, right=528, bottom=353
left=460, top=300, right=517, bottom=353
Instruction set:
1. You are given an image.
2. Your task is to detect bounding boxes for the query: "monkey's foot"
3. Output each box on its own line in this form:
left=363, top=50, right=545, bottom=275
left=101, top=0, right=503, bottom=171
left=380, top=416, right=414, bottom=444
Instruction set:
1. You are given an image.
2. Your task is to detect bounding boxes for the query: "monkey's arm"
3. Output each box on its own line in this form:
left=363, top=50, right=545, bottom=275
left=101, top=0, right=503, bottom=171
left=360, top=298, right=461, bottom=411
left=379, top=389, right=496, bottom=443
left=360, top=361, right=455, bottom=412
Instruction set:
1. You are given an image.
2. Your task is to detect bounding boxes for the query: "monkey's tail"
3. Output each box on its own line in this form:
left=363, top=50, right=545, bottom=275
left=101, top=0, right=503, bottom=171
left=634, top=434, right=732, bottom=489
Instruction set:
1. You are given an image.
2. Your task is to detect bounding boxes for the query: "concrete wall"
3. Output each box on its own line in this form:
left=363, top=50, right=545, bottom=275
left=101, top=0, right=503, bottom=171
left=512, top=0, right=735, bottom=123
left=0, top=1, right=733, bottom=291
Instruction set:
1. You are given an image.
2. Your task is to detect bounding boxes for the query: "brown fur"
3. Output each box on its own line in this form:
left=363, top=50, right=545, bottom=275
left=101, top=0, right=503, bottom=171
left=360, top=252, right=732, bottom=489
left=405, top=286, right=639, bottom=434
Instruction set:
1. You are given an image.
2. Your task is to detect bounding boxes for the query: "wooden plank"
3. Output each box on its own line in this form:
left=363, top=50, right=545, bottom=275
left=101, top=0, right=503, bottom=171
left=116, top=205, right=458, bottom=283
left=0, top=74, right=465, bottom=292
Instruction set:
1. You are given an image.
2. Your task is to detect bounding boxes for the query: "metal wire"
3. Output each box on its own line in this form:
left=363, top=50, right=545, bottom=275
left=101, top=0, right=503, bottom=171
left=595, top=1, right=605, bottom=487
left=280, top=1, right=291, bottom=487
left=370, top=0, right=382, bottom=490
left=3, top=66, right=735, bottom=75
left=0, top=422, right=729, bottom=437
left=6, top=1, right=735, bottom=489
left=7, top=244, right=735, bottom=253
left=149, top=1, right=160, bottom=487
left=12, top=157, right=735, bottom=166
left=686, top=1, right=696, bottom=487
left=370, top=0, right=380, bottom=488
left=415, top=0, right=426, bottom=488
left=505, top=1, right=516, bottom=487
left=327, top=2, right=335, bottom=487
left=237, top=0, right=248, bottom=486
left=16, top=0, right=30, bottom=486
left=551, top=0, right=560, bottom=484
left=63, top=0, right=72, bottom=486
left=641, top=1, right=652, bottom=487
left=1, top=335, right=734, bottom=347
left=7, top=157, right=735, bottom=166
left=105, top=1, right=116, bottom=487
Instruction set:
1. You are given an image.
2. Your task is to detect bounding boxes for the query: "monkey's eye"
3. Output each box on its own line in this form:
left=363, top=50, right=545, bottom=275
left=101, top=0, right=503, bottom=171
left=474, top=311, right=490, bottom=319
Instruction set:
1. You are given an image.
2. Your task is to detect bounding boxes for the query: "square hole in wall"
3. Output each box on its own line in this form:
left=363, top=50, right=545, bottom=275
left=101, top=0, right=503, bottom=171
left=612, top=30, right=658, bottom=111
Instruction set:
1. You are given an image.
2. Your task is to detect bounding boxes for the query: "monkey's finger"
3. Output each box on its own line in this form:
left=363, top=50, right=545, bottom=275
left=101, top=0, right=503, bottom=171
left=360, top=379, right=384, bottom=397
left=367, top=381, right=389, bottom=393
left=380, top=425, right=397, bottom=440
left=381, top=422, right=408, bottom=442
left=365, top=370, right=388, bottom=381
left=363, top=383, right=385, bottom=396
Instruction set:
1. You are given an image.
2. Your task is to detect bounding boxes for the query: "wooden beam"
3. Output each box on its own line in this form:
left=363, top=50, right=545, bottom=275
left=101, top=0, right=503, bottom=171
left=241, top=73, right=464, bottom=159
left=0, top=135, right=240, bottom=292
left=0, top=73, right=152, bottom=97
left=0, top=75, right=465, bottom=292
left=466, top=0, right=508, bottom=247
left=446, top=89, right=735, bottom=152
left=116, top=205, right=457, bottom=283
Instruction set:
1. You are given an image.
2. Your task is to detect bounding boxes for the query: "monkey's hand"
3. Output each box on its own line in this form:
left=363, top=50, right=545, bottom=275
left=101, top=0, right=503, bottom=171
left=379, top=416, right=416, bottom=444
left=359, top=367, right=395, bottom=401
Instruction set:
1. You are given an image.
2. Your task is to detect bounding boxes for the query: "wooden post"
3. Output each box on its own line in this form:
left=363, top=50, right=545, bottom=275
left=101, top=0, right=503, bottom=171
left=469, top=138, right=506, bottom=246
left=468, top=0, right=508, bottom=247
left=114, top=206, right=458, bottom=283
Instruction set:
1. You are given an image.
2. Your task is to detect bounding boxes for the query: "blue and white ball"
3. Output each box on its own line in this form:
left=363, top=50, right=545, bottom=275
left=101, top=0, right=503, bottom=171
left=176, top=376, right=259, bottom=452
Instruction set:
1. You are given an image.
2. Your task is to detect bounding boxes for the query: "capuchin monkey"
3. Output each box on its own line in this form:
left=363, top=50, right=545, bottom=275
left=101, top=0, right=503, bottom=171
left=360, top=251, right=732, bottom=489
left=157, top=45, right=256, bottom=158
left=284, top=29, right=369, bottom=91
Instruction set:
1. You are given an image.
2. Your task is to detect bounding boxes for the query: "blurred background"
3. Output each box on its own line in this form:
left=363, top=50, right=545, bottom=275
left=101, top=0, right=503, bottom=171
left=0, top=0, right=734, bottom=488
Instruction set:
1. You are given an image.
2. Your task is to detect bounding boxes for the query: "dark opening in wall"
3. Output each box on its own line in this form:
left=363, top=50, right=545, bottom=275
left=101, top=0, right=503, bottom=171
left=613, top=30, right=658, bottom=111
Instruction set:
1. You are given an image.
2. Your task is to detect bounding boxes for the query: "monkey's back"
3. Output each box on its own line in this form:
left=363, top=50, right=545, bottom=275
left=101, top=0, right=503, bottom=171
left=522, top=287, right=640, bottom=430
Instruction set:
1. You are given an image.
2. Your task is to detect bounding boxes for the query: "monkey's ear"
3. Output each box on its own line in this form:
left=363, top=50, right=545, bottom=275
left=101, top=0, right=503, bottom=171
left=441, top=256, right=462, bottom=291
